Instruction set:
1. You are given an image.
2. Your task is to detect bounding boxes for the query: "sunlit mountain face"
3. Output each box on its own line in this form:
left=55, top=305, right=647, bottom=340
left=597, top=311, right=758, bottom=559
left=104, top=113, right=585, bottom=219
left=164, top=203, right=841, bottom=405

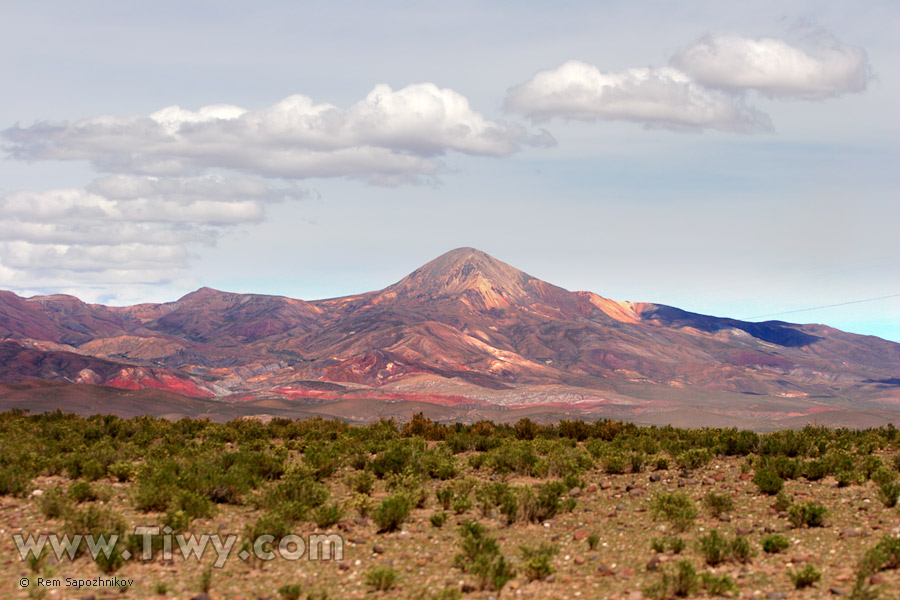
left=1, top=248, right=898, bottom=429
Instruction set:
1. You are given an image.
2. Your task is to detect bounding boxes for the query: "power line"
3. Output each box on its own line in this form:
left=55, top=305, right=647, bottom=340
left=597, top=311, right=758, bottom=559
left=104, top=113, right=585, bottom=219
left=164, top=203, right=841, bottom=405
left=745, top=293, right=900, bottom=320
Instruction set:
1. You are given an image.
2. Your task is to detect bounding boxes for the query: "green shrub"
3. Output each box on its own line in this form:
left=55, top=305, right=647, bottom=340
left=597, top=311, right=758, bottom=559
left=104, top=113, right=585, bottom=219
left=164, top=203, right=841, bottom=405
left=364, top=566, right=398, bottom=592
left=430, top=512, right=448, bottom=528
left=790, top=564, right=821, bottom=589
left=277, top=584, right=302, bottom=600
left=650, top=492, right=697, bottom=533
left=753, top=468, right=784, bottom=495
left=313, top=502, right=344, bottom=528
left=697, top=530, right=730, bottom=566
left=519, top=542, right=558, bottom=581
left=643, top=559, right=699, bottom=599
left=199, top=564, right=213, bottom=594
left=802, top=458, right=829, bottom=481
left=350, top=471, right=375, bottom=495
left=602, top=452, right=627, bottom=474
left=697, top=530, right=754, bottom=565
left=788, top=501, right=827, bottom=528
left=857, top=535, right=900, bottom=577
left=731, top=534, right=754, bottom=563
left=162, top=508, right=192, bottom=533
left=762, top=534, right=790, bottom=554
left=451, top=494, right=473, bottom=515
left=773, top=490, right=793, bottom=512
left=703, top=492, right=734, bottom=517
left=836, top=467, right=862, bottom=487
left=651, top=536, right=685, bottom=554
left=453, top=521, right=515, bottom=592
left=676, top=448, right=711, bottom=470
left=39, top=487, right=70, bottom=518
left=107, top=460, right=136, bottom=482
left=878, top=480, right=900, bottom=508
left=700, top=572, right=738, bottom=596
left=373, top=494, right=411, bottom=533
left=0, top=465, right=30, bottom=497
left=587, top=533, right=600, bottom=551
left=630, top=452, right=646, bottom=473
left=476, top=482, right=511, bottom=518
left=535, top=480, right=572, bottom=521
left=436, top=488, right=454, bottom=511
left=68, top=481, right=101, bottom=503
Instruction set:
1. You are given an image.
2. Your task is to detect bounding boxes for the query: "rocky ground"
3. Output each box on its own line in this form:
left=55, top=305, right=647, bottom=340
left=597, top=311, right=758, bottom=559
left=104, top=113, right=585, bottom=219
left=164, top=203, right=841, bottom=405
left=3, top=454, right=899, bottom=600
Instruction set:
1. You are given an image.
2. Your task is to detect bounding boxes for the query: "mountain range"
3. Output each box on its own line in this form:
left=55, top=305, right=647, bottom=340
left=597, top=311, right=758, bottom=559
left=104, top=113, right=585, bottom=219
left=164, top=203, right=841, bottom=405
left=1, top=247, right=898, bottom=429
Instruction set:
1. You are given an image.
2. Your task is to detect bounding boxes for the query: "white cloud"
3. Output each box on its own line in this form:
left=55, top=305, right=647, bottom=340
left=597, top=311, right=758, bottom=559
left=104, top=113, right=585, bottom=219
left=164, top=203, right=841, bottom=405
left=505, top=60, right=772, bottom=132
left=0, top=174, right=302, bottom=292
left=3, top=83, right=553, bottom=184
left=671, top=34, right=870, bottom=99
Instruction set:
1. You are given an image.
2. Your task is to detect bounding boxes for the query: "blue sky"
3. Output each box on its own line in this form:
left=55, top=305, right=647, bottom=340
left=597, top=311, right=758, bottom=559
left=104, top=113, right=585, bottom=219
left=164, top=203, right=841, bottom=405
left=1, top=0, right=897, bottom=341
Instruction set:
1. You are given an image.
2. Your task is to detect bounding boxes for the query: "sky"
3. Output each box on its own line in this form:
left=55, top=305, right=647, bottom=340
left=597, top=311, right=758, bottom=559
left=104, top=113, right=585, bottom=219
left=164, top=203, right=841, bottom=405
left=0, top=0, right=897, bottom=341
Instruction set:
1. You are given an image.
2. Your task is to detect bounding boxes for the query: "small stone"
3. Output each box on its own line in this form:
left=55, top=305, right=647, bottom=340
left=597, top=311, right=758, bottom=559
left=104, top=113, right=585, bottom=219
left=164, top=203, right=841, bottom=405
left=830, top=587, right=847, bottom=596
left=574, top=555, right=586, bottom=565
left=649, top=474, right=661, bottom=482
left=31, top=489, right=43, bottom=497
left=600, top=481, right=612, bottom=490
left=461, top=583, right=477, bottom=593
left=573, top=530, right=589, bottom=541
left=765, top=593, right=787, bottom=600
left=569, top=487, right=582, bottom=497
left=585, top=484, right=598, bottom=493
left=597, top=564, right=616, bottom=577
left=627, top=592, right=644, bottom=600
left=373, top=545, right=385, bottom=554
left=191, top=595, right=212, bottom=600
left=338, top=562, right=351, bottom=571
left=719, top=514, right=732, bottom=522
left=348, top=537, right=366, bottom=545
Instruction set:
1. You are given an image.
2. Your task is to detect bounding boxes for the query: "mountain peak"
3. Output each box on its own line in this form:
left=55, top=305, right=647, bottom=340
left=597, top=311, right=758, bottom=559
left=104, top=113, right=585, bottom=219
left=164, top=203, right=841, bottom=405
left=385, top=248, right=545, bottom=308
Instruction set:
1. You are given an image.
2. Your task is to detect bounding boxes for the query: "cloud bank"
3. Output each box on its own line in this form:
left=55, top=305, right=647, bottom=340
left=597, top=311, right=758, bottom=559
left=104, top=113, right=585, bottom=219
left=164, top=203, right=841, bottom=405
left=1, top=83, right=551, bottom=296
left=505, top=61, right=771, bottom=132
left=506, top=34, right=870, bottom=129
left=672, top=34, right=870, bottom=99
left=4, top=83, right=553, bottom=185
left=0, top=175, right=301, bottom=295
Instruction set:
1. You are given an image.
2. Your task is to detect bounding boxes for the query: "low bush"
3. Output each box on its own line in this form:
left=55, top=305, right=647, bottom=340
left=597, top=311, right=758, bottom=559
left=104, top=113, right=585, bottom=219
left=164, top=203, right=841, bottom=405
left=453, top=521, right=515, bottom=592
left=364, top=566, right=398, bottom=592
left=762, top=534, right=790, bottom=554
left=790, top=564, right=821, bottom=589
left=703, top=492, right=734, bottom=517
left=519, top=542, right=558, bottom=581
left=373, top=494, right=411, bottom=533
left=788, top=501, right=827, bottom=528
left=649, top=492, right=697, bottom=533
left=643, top=559, right=699, bottom=599
left=753, top=468, right=784, bottom=495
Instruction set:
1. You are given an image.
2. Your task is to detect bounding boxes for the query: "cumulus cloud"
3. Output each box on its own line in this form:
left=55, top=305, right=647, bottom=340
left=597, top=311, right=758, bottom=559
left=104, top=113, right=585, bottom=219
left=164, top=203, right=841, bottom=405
left=3, top=83, right=553, bottom=184
left=0, top=175, right=302, bottom=292
left=671, top=34, right=870, bottom=99
left=505, top=60, right=771, bottom=132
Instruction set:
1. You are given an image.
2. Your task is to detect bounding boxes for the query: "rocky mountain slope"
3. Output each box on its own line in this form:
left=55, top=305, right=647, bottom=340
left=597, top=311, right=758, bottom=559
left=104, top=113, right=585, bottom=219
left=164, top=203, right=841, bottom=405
left=1, top=248, right=898, bottom=426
